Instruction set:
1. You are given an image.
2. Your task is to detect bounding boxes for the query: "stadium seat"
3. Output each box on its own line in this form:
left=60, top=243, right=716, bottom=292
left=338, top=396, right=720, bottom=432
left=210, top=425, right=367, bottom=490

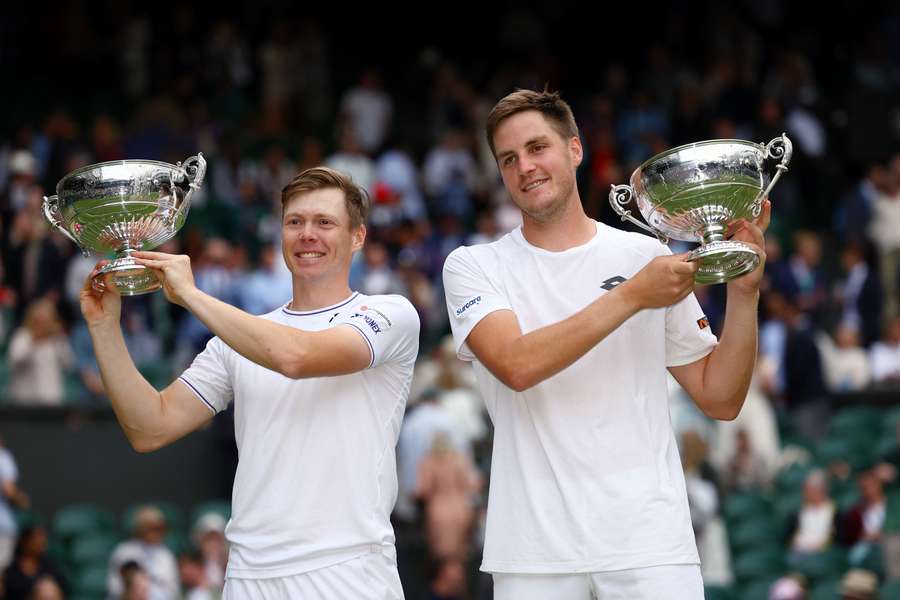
left=728, top=519, right=782, bottom=554
left=53, top=504, right=117, bottom=541
left=786, top=548, right=848, bottom=584
left=737, top=577, right=780, bottom=600
left=69, top=533, right=119, bottom=569
left=829, top=406, right=881, bottom=438
left=776, top=463, right=814, bottom=494
left=723, top=491, right=773, bottom=524
left=72, top=564, right=108, bottom=597
left=809, top=577, right=840, bottom=600
left=882, top=580, right=900, bottom=600
left=704, top=584, right=735, bottom=600
left=732, top=546, right=785, bottom=583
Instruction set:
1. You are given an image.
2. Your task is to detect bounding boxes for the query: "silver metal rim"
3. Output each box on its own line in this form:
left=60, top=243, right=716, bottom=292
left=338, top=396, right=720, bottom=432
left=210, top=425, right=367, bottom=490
left=688, top=240, right=760, bottom=285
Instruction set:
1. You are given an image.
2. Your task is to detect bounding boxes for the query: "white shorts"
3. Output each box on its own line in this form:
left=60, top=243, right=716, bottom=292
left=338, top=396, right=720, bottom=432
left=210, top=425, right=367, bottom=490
left=493, top=564, right=703, bottom=600
left=223, top=551, right=404, bottom=600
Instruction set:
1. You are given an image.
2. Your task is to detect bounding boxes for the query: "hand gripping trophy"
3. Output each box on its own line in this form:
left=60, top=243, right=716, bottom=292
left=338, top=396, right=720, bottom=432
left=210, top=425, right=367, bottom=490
left=42, top=154, right=207, bottom=295
left=609, top=134, right=792, bottom=284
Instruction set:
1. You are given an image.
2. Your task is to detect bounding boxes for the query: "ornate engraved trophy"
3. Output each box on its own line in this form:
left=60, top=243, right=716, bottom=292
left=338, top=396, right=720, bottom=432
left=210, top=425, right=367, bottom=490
left=42, top=154, right=206, bottom=295
left=609, top=135, right=792, bottom=284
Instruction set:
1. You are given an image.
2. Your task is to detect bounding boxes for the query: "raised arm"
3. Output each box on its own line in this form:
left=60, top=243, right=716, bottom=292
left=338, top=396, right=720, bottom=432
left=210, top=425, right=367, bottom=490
left=81, top=267, right=214, bottom=452
left=668, top=200, right=770, bottom=420
left=132, top=252, right=371, bottom=379
left=459, top=252, right=700, bottom=392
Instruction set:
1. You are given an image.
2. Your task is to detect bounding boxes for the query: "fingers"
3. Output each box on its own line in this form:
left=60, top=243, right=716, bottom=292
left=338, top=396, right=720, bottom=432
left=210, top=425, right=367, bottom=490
left=754, top=198, right=772, bottom=232
left=132, top=257, right=166, bottom=269
left=130, top=251, right=177, bottom=259
left=671, top=256, right=699, bottom=275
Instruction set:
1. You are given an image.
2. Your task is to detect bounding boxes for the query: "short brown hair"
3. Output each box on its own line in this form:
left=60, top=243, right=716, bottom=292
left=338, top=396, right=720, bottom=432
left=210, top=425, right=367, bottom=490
left=485, top=89, right=579, bottom=158
left=281, top=166, right=369, bottom=229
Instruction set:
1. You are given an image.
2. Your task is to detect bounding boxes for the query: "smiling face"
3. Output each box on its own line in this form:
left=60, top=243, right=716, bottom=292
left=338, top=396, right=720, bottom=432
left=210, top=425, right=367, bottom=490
left=492, top=110, right=582, bottom=223
left=281, top=187, right=365, bottom=284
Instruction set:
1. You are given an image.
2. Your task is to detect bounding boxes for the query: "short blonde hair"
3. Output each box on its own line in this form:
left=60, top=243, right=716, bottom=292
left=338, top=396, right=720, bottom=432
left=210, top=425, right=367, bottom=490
left=281, top=167, right=369, bottom=229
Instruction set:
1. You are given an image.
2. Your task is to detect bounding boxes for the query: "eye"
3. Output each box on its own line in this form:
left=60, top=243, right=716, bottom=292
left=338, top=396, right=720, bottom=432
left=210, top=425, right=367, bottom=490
left=531, top=144, right=546, bottom=153
left=319, top=219, right=333, bottom=226
left=502, top=155, right=516, bottom=167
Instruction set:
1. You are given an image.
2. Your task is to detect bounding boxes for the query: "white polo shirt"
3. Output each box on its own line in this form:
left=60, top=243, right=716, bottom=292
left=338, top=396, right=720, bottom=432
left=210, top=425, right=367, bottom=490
left=179, top=292, right=419, bottom=579
left=442, top=222, right=718, bottom=574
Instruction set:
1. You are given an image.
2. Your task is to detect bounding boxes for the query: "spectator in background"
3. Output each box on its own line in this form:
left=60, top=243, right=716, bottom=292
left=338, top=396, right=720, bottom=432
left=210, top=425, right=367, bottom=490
left=107, top=506, right=179, bottom=600
left=28, top=575, right=64, bottom=600
left=325, top=127, right=376, bottom=193
left=177, top=552, right=214, bottom=600
left=423, top=130, right=478, bottom=222
left=723, top=428, right=771, bottom=493
left=415, top=431, right=481, bottom=561
left=834, top=240, right=883, bottom=348
left=768, top=230, right=828, bottom=319
left=375, top=142, right=427, bottom=223
left=119, top=560, right=152, bottom=600
left=190, top=512, right=227, bottom=593
left=2, top=526, right=67, bottom=600
left=360, top=241, right=406, bottom=297
left=834, top=163, right=889, bottom=242
left=426, top=557, right=467, bottom=600
left=838, top=568, right=879, bottom=600
left=839, top=469, right=886, bottom=558
left=817, top=324, right=871, bottom=392
left=870, top=316, right=900, bottom=386
left=788, top=470, right=838, bottom=557
left=867, top=159, right=900, bottom=320
left=8, top=299, right=73, bottom=406
left=340, top=69, right=393, bottom=155
left=238, top=245, right=292, bottom=316
left=0, top=439, right=28, bottom=571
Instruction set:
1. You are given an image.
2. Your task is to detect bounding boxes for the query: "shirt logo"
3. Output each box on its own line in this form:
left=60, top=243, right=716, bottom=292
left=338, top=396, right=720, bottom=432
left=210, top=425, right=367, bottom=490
left=455, top=296, right=482, bottom=318
left=351, top=312, right=383, bottom=334
left=600, top=276, right=627, bottom=291
left=697, top=316, right=710, bottom=330
left=357, top=305, right=392, bottom=327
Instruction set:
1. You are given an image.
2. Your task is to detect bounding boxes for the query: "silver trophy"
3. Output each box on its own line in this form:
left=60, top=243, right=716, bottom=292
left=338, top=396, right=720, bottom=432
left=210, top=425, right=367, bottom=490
left=42, top=154, right=207, bottom=295
left=609, top=134, right=792, bottom=284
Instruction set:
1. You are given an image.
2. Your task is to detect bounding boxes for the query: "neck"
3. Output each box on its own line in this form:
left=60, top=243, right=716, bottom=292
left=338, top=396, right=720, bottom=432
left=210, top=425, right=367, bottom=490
left=520, top=193, right=595, bottom=251
left=289, top=275, right=353, bottom=312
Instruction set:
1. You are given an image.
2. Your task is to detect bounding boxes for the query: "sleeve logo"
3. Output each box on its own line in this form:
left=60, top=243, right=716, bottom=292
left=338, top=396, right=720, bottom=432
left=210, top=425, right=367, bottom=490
left=454, top=296, right=482, bottom=318
left=351, top=312, right=383, bottom=334
left=697, top=316, right=710, bottom=330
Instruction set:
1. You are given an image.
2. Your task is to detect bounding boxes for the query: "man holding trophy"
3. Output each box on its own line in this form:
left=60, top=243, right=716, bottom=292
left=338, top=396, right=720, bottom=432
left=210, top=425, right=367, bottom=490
left=442, top=89, right=788, bottom=599
left=69, top=165, right=416, bottom=599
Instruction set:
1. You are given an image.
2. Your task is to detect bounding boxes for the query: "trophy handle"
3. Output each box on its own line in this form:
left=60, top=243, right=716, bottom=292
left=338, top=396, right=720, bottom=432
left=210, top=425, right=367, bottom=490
left=609, top=184, right=669, bottom=244
left=752, top=133, right=793, bottom=217
left=180, top=152, right=207, bottom=190
left=42, top=195, right=90, bottom=257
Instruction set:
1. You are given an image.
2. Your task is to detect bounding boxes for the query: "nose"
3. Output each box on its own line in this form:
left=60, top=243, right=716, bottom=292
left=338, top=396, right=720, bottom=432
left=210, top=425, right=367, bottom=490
left=517, top=154, right=536, bottom=177
left=298, top=222, right=318, bottom=242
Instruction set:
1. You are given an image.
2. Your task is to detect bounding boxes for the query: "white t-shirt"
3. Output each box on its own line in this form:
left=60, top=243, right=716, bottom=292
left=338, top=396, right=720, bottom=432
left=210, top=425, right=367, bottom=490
left=180, top=292, right=419, bottom=579
left=442, top=222, right=718, bottom=574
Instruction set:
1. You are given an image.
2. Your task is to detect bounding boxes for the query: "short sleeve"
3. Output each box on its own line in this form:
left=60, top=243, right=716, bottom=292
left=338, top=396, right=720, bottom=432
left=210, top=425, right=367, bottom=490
left=178, top=337, right=233, bottom=414
left=442, top=247, right=512, bottom=361
left=336, top=295, right=420, bottom=368
left=665, top=292, right=718, bottom=367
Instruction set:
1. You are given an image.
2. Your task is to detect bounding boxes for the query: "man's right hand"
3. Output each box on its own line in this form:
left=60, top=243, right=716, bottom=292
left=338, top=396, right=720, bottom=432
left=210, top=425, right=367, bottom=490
left=617, top=253, right=699, bottom=311
left=80, top=261, right=122, bottom=330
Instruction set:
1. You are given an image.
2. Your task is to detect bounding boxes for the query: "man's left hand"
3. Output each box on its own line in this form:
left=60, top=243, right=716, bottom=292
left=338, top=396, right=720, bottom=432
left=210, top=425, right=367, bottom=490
left=132, top=251, right=198, bottom=308
left=725, top=198, right=770, bottom=296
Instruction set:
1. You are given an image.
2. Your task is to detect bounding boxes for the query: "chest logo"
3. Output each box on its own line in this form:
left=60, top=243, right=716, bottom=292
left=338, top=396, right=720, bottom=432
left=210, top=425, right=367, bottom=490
left=600, top=276, right=627, bottom=291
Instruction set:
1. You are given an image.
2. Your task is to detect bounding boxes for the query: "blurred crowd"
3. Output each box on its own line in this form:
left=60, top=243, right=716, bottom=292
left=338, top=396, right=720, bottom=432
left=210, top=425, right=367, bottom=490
left=1, top=2, right=900, bottom=599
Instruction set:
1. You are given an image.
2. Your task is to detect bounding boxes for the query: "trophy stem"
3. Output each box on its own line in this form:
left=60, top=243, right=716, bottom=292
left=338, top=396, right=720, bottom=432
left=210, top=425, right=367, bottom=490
left=699, top=224, right=727, bottom=245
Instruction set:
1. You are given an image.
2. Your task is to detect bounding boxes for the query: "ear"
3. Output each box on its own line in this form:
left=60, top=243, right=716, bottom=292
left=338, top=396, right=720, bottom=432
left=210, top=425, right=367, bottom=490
left=569, top=136, right=584, bottom=167
left=351, top=224, right=367, bottom=253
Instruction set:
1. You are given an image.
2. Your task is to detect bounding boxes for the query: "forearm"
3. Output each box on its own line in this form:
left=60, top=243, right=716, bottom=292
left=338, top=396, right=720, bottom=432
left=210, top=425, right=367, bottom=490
left=88, top=324, right=166, bottom=447
left=182, top=288, right=306, bottom=376
left=502, top=287, right=640, bottom=391
left=698, top=288, right=759, bottom=418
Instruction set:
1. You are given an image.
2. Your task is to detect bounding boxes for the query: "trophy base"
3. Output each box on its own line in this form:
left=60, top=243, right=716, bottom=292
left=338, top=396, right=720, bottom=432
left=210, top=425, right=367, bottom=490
left=92, top=257, right=162, bottom=296
left=688, top=240, right=760, bottom=285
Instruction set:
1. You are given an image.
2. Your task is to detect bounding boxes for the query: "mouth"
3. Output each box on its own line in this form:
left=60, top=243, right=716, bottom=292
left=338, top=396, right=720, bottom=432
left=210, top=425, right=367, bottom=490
left=521, top=178, right=549, bottom=193
left=294, top=251, right=326, bottom=260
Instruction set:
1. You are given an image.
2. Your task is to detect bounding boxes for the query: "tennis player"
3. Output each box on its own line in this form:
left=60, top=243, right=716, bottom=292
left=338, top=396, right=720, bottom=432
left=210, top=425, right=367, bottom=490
left=82, top=167, right=418, bottom=599
left=442, top=89, right=767, bottom=599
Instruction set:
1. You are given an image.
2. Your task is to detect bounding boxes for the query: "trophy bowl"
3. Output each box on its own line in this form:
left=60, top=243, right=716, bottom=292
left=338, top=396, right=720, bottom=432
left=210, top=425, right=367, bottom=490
left=43, top=154, right=206, bottom=295
left=609, top=134, right=792, bottom=285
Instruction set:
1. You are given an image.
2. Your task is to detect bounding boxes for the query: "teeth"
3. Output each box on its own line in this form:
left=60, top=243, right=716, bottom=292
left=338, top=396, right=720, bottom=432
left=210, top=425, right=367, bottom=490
left=298, top=252, right=324, bottom=258
left=523, top=179, right=547, bottom=191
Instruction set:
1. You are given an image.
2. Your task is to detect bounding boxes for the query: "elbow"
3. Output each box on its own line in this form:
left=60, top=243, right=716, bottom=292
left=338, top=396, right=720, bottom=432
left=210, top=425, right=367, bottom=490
left=275, top=348, right=309, bottom=380
left=128, top=434, right=165, bottom=454
left=700, top=397, right=743, bottom=421
left=505, top=364, right=538, bottom=393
